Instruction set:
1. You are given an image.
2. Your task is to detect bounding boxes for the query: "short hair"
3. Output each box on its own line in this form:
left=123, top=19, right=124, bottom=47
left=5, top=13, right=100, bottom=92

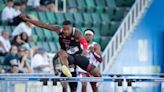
left=62, top=20, right=72, bottom=26
left=14, top=2, right=21, bottom=6
left=84, top=28, right=95, bottom=35
left=7, top=0, right=13, bottom=2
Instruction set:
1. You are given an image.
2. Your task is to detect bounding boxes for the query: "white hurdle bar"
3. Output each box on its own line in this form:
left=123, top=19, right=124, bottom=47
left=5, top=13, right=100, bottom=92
left=0, top=74, right=124, bottom=92
left=0, top=74, right=164, bottom=92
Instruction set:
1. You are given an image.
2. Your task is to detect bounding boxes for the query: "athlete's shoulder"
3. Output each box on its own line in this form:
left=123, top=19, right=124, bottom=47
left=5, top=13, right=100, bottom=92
left=75, top=28, right=81, bottom=34
left=74, top=28, right=82, bottom=37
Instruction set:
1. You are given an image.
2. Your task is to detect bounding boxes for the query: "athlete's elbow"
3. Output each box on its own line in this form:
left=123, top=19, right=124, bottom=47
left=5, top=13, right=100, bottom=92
left=97, top=57, right=103, bottom=63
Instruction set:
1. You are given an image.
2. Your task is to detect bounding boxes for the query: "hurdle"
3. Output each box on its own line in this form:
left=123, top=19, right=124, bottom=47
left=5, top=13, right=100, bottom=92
left=0, top=74, right=164, bottom=92
left=0, top=73, right=124, bottom=92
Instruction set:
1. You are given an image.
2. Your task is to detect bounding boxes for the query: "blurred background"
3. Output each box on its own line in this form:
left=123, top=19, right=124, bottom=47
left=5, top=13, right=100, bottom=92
left=0, top=0, right=163, bottom=92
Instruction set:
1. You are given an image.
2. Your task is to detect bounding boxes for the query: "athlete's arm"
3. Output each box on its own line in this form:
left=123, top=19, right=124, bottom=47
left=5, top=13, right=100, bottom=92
left=74, top=29, right=88, bottom=56
left=91, top=44, right=102, bottom=63
left=75, top=29, right=88, bottom=49
left=20, top=14, right=61, bottom=33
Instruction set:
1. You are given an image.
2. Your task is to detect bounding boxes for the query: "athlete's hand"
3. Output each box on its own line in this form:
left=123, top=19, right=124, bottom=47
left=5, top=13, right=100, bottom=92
left=19, top=14, right=28, bottom=21
left=89, top=46, right=95, bottom=52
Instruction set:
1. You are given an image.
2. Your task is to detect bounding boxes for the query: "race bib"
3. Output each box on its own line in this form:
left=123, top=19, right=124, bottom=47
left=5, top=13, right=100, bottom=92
left=69, top=68, right=75, bottom=72
left=66, top=47, right=79, bottom=54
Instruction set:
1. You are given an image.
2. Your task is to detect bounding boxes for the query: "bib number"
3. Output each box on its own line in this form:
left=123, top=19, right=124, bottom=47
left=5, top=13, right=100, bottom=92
left=67, top=47, right=79, bottom=54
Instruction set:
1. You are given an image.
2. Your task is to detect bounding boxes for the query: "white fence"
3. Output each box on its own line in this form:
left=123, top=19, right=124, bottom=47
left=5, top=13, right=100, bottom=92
left=97, top=0, right=152, bottom=73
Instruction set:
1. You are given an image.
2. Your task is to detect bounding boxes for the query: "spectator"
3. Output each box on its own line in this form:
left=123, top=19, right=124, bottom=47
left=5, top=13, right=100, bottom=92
left=11, top=32, right=31, bottom=49
left=3, top=45, right=19, bottom=71
left=20, top=32, right=30, bottom=43
left=27, top=0, right=56, bottom=12
left=13, top=2, right=21, bottom=18
left=1, top=0, right=15, bottom=21
left=7, top=64, right=23, bottom=73
left=0, top=30, right=11, bottom=56
left=11, top=35, right=25, bottom=47
left=20, top=1, right=26, bottom=12
left=0, top=42, right=6, bottom=56
left=12, top=15, right=35, bottom=37
left=27, top=0, right=40, bottom=9
left=1, top=0, right=23, bottom=25
left=17, top=46, right=32, bottom=73
left=31, top=48, right=51, bottom=73
left=20, top=32, right=31, bottom=49
left=9, top=2, right=24, bottom=25
left=25, top=46, right=38, bottom=67
left=40, top=0, right=56, bottom=12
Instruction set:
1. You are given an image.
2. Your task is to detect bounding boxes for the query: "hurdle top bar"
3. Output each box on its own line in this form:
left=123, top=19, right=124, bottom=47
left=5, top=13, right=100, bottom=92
left=0, top=73, right=164, bottom=82
left=0, top=73, right=164, bottom=77
left=0, top=77, right=124, bottom=82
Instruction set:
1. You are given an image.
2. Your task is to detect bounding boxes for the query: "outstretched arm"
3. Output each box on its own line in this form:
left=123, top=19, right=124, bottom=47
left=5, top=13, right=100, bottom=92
left=20, top=14, right=61, bottom=33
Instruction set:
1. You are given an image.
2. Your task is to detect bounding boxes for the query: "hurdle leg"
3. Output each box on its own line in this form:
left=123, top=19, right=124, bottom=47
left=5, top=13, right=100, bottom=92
left=111, top=81, right=116, bottom=92
left=117, top=79, right=123, bottom=92
left=161, top=82, right=164, bottom=92
left=51, top=79, right=62, bottom=92
left=27, top=82, right=38, bottom=92
left=126, top=79, right=132, bottom=92
left=27, top=82, right=32, bottom=92
left=37, top=81, right=43, bottom=92
left=47, top=81, right=53, bottom=92
left=25, top=82, right=28, bottom=92
left=42, top=79, right=48, bottom=92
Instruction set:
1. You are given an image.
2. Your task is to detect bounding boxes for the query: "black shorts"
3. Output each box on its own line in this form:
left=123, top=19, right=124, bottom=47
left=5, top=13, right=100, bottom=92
left=61, top=72, right=77, bottom=89
left=68, top=54, right=95, bottom=72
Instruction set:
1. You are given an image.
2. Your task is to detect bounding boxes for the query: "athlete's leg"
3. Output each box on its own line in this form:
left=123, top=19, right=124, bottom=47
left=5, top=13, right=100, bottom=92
left=61, top=82, right=68, bottom=92
left=74, top=55, right=101, bottom=77
left=52, top=53, right=60, bottom=75
left=82, top=81, right=87, bottom=92
left=90, top=82, right=98, bottom=92
left=60, top=72, right=68, bottom=92
left=58, top=50, right=69, bottom=66
left=69, top=72, right=78, bottom=92
left=79, top=73, right=89, bottom=92
left=89, top=66, right=101, bottom=77
left=58, top=50, right=72, bottom=77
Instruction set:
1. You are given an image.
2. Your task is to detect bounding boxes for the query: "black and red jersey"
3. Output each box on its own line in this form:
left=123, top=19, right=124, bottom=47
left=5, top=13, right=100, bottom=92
left=59, top=28, right=83, bottom=55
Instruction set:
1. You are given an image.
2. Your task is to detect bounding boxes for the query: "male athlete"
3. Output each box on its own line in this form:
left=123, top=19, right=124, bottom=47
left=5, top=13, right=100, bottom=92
left=20, top=15, right=101, bottom=78
left=78, top=29, right=102, bottom=92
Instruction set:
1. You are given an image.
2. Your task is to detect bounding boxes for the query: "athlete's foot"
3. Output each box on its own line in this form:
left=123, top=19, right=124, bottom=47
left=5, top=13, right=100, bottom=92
left=61, top=65, right=72, bottom=78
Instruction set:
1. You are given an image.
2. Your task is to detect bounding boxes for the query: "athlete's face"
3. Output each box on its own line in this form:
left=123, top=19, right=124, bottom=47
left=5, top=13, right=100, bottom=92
left=62, top=25, right=72, bottom=37
left=85, top=33, right=94, bottom=43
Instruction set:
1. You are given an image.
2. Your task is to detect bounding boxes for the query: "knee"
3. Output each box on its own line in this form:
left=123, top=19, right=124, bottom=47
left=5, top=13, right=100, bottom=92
left=58, top=50, right=68, bottom=58
left=95, top=70, right=101, bottom=77
left=90, top=68, right=101, bottom=77
left=90, top=82, right=97, bottom=87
